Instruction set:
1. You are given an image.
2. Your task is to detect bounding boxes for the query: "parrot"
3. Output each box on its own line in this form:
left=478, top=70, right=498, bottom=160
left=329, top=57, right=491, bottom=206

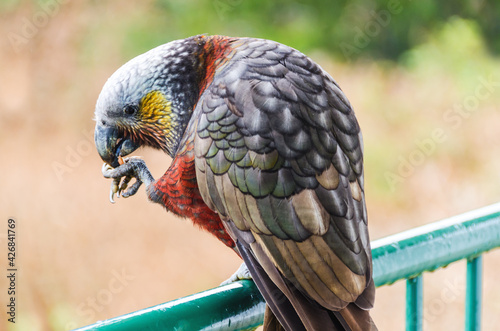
left=94, top=35, right=376, bottom=331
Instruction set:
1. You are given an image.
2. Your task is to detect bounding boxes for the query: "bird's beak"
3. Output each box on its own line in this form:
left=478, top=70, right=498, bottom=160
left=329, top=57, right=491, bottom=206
left=94, top=123, right=140, bottom=167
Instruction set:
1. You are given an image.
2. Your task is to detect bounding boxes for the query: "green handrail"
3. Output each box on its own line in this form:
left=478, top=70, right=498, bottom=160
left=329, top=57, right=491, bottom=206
left=371, top=202, right=500, bottom=330
left=75, top=280, right=265, bottom=331
left=370, top=202, right=500, bottom=287
left=75, top=202, right=500, bottom=331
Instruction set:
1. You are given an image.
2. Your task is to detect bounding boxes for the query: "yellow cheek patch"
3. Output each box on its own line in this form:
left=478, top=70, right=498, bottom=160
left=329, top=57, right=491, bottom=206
left=140, top=90, right=173, bottom=129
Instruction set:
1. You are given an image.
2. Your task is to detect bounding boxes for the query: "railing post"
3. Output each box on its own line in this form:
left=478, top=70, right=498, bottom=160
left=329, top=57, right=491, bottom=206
left=465, top=255, right=482, bottom=331
left=406, top=275, right=423, bottom=331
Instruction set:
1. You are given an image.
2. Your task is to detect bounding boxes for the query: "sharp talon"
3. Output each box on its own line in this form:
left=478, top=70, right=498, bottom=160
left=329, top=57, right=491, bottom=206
left=110, top=179, right=120, bottom=203
left=109, top=190, right=115, bottom=204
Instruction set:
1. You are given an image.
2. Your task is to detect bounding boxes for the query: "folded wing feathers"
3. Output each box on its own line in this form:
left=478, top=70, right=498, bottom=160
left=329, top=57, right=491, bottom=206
left=192, top=37, right=374, bottom=321
left=291, top=189, right=329, bottom=235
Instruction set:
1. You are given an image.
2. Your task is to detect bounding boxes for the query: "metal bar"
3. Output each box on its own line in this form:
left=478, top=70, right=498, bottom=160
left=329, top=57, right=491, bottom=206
left=371, top=202, right=500, bottom=287
left=465, top=255, right=482, bottom=331
left=406, top=276, right=423, bottom=331
left=75, top=203, right=500, bottom=331
left=74, top=280, right=265, bottom=331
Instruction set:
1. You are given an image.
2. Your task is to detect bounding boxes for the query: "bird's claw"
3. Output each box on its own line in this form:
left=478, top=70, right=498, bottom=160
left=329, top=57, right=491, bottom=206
left=110, top=180, right=118, bottom=203
left=221, top=263, right=253, bottom=286
left=102, top=157, right=148, bottom=204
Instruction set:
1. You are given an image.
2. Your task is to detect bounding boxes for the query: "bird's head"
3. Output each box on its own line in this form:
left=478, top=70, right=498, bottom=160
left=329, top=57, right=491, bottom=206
left=94, top=37, right=204, bottom=167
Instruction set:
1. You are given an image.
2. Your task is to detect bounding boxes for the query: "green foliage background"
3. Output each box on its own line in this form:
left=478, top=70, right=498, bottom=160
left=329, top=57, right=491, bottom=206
left=110, top=0, right=500, bottom=61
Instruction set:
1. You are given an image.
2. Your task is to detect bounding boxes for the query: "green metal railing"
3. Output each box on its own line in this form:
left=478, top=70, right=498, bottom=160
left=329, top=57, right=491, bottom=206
left=75, top=279, right=265, bottom=331
left=371, top=202, right=500, bottom=330
left=76, top=202, right=500, bottom=331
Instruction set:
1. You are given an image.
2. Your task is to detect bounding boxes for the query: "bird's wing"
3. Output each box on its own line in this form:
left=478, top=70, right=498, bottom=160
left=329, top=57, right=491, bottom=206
left=193, top=38, right=374, bottom=326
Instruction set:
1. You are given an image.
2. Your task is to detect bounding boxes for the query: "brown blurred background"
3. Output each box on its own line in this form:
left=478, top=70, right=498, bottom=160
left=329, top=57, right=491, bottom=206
left=1, top=1, right=500, bottom=330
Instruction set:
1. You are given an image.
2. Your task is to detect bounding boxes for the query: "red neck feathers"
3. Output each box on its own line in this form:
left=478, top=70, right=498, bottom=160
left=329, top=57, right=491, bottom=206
left=150, top=37, right=236, bottom=249
left=196, top=35, right=235, bottom=96
left=151, top=145, right=235, bottom=249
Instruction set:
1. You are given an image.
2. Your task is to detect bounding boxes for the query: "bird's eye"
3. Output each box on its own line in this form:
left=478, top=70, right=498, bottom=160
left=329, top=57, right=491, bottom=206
left=124, top=104, right=138, bottom=115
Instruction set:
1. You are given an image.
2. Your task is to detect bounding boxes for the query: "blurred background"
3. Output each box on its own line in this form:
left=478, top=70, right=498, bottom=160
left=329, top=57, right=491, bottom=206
left=1, top=0, right=500, bottom=330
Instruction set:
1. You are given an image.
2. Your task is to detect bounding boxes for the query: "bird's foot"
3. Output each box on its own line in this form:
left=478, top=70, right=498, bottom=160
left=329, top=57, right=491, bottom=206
left=101, top=157, right=154, bottom=203
left=221, top=262, right=253, bottom=286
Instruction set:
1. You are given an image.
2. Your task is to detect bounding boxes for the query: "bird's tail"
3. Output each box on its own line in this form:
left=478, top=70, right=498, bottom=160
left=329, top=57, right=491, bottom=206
left=263, top=303, right=377, bottom=331
left=263, top=305, right=286, bottom=331
left=237, top=240, right=377, bottom=331
left=337, top=302, right=377, bottom=331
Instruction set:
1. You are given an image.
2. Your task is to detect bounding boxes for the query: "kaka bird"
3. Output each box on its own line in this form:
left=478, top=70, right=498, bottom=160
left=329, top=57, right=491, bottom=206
left=94, top=35, right=376, bottom=331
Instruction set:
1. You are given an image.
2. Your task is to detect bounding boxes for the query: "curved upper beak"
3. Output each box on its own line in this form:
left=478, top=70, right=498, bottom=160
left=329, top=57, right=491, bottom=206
left=94, top=123, right=140, bottom=167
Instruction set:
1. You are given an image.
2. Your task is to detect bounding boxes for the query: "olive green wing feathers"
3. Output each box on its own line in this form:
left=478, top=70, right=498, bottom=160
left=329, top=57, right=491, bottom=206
left=193, top=38, right=374, bottom=313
